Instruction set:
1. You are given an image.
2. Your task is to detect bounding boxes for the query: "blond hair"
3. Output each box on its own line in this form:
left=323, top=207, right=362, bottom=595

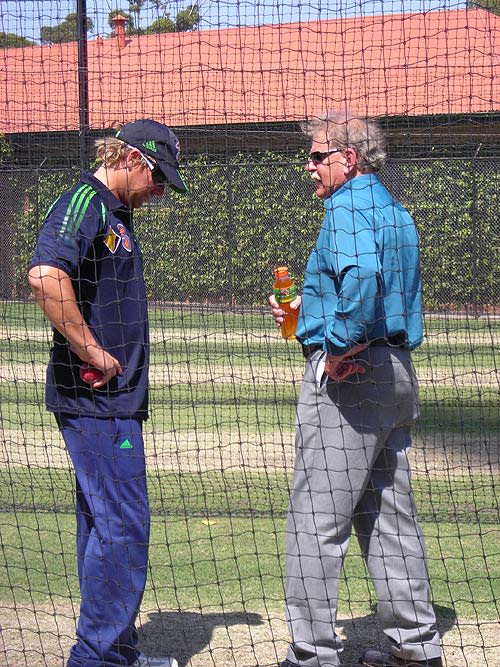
left=94, top=137, right=142, bottom=169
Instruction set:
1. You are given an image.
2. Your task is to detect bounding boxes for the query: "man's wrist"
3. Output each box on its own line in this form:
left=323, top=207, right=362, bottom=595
left=69, top=342, right=101, bottom=363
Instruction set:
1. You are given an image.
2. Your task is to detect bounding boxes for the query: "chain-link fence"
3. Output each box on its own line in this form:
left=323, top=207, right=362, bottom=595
left=2, top=157, right=500, bottom=667
left=2, top=157, right=499, bottom=313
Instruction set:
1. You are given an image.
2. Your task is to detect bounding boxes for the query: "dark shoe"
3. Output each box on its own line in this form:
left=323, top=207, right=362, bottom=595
left=279, top=661, right=299, bottom=667
left=359, top=650, right=443, bottom=667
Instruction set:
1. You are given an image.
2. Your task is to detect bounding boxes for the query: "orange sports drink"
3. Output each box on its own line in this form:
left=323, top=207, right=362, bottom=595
left=273, top=266, right=299, bottom=341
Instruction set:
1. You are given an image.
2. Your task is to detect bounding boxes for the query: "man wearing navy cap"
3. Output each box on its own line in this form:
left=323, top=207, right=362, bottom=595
left=28, top=119, right=188, bottom=667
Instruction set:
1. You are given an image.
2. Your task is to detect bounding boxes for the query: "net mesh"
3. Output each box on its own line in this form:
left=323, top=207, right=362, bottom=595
left=0, top=2, right=499, bottom=667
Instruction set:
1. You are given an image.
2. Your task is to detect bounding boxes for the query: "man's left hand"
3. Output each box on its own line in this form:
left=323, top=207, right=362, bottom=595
left=324, top=343, right=369, bottom=381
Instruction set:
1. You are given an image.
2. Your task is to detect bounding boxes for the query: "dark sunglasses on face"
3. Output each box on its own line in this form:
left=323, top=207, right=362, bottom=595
left=150, top=164, right=167, bottom=185
left=308, top=148, right=341, bottom=163
left=139, top=151, right=168, bottom=185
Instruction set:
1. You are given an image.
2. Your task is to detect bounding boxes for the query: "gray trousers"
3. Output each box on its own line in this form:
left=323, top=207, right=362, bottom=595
left=285, top=346, right=441, bottom=667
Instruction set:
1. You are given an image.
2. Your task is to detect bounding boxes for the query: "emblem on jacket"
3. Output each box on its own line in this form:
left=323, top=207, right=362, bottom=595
left=103, top=225, right=120, bottom=253
left=117, top=224, right=132, bottom=252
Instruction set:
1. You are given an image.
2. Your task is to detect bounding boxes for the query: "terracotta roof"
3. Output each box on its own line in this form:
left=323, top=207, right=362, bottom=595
left=0, top=8, right=498, bottom=134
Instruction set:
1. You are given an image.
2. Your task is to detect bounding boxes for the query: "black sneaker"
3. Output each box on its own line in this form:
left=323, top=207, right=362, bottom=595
left=279, top=661, right=299, bottom=667
left=359, top=650, right=443, bottom=667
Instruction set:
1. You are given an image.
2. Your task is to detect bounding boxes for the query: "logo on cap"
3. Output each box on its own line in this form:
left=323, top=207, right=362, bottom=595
left=143, top=140, right=157, bottom=152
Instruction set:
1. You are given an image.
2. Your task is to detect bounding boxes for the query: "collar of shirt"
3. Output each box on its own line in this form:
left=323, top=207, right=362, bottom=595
left=81, top=170, right=133, bottom=230
left=81, top=170, right=129, bottom=214
left=324, top=172, right=381, bottom=209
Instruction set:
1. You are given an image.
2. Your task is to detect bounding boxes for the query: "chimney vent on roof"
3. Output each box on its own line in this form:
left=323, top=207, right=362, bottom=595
left=112, top=14, right=128, bottom=50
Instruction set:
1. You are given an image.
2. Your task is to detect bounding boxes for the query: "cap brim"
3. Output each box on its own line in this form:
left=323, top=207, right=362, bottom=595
left=158, top=161, right=189, bottom=193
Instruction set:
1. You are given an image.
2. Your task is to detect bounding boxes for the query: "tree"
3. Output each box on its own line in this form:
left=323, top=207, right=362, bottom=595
left=145, top=17, right=175, bottom=34
left=40, top=12, right=95, bottom=44
left=175, top=4, right=200, bottom=32
left=129, top=0, right=146, bottom=34
left=0, top=133, right=12, bottom=164
left=466, top=0, right=500, bottom=15
left=0, top=32, right=34, bottom=49
left=109, top=2, right=200, bottom=35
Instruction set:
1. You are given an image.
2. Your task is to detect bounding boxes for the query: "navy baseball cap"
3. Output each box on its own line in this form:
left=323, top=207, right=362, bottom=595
left=116, top=119, right=188, bottom=193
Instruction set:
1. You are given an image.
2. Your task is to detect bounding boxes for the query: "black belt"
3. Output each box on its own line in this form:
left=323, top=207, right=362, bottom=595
left=301, top=344, right=323, bottom=359
left=370, top=334, right=407, bottom=348
left=302, top=335, right=407, bottom=359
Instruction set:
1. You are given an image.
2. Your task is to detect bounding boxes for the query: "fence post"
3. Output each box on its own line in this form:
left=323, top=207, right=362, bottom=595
left=77, top=0, right=89, bottom=172
left=470, top=160, right=479, bottom=318
left=226, top=163, right=234, bottom=304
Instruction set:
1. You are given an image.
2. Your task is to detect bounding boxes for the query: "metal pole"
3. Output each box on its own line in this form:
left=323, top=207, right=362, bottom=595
left=77, top=0, right=89, bottom=171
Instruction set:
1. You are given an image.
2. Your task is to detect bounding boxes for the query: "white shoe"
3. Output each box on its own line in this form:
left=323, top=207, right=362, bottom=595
left=131, top=652, right=179, bottom=667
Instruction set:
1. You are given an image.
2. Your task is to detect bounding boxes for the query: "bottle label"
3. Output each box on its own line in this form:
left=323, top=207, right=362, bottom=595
left=274, top=284, right=297, bottom=303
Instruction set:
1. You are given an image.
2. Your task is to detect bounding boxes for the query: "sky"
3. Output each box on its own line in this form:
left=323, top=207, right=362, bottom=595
left=1, top=0, right=467, bottom=41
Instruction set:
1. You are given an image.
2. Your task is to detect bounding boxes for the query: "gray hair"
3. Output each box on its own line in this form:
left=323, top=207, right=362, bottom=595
left=300, top=111, right=387, bottom=172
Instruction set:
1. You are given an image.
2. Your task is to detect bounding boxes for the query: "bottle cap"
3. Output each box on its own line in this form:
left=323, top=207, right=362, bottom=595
left=274, top=265, right=289, bottom=277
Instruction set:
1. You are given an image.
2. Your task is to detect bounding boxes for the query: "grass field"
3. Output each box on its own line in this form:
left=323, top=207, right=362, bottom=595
left=1, top=300, right=499, bottom=666
left=1, top=511, right=499, bottom=621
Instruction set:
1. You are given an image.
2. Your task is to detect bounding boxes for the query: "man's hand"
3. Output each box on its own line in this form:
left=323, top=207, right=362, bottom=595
left=71, top=343, right=123, bottom=388
left=28, top=266, right=123, bottom=389
left=268, top=293, right=301, bottom=327
left=85, top=347, right=123, bottom=388
left=324, top=343, right=368, bottom=382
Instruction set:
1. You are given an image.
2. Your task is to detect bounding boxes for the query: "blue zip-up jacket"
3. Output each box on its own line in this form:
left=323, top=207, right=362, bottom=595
left=296, top=173, right=423, bottom=354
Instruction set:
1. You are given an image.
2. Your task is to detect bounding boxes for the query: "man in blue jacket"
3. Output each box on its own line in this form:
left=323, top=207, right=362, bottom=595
left=269, top=111, right=443, bottom=667
left=28, top=119, right=188, bottom=667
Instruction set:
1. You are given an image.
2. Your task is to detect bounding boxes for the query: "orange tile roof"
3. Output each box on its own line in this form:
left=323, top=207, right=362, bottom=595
left=0, top=7, right=498, bottom=134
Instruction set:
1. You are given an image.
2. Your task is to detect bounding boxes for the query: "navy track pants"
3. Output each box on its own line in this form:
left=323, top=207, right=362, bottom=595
left=57, top=414, right=150, bottom=667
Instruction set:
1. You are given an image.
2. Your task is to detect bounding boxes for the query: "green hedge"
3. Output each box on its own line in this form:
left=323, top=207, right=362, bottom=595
left=399, top=161, right=500, bottom=310
left=12, top=155, right=500, bottom=309
left=135, top=153, right=320, bottom=303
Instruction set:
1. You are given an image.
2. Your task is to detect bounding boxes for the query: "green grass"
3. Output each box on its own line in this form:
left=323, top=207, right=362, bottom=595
left=423, top=315, right=500, bottom=335
left=0, top=338, right=51, bottom=361
left=1, top=511, right=499, bottom=619
left=2, top=299, right=499, bottom=347
left=416, top=386, right=500, bottom=436
left=147, top=304, right=272, bottom=331
left=1, top=379, right=497, bottom=436
left=414, top=344, right=499, bottom=370
left=0, top=300, right=50, bottom=328
left=2, top=332, right=499, bottom=369
left=2, top=300, right=498, bottom=335
left=1, top=305, right=499, bottom=621
left=2, top=299, right=500, bottom=367
left=2, top=467, right=498, bottom=524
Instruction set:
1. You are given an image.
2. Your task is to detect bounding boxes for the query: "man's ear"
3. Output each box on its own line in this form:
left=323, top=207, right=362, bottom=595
left=125, top=148, right=142, bottom=170
left=343, top=147, right=357, bottom=168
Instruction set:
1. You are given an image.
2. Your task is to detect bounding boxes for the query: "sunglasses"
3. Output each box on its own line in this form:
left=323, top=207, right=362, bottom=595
left=308, top=148, right=341, bottom=163
left=138, top=151, right=168, bottom=185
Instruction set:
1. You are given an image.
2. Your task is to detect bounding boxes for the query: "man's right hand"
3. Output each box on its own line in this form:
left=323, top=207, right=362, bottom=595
left=28, top=265, right=123, bottom=389
left=71, top=344, right=123, bottom=388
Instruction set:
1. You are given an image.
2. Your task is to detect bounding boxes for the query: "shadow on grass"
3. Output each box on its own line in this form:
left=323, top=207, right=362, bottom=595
left=138, top=610, right=265, bottom=665
left=137, top=605, right=456, bottom=667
